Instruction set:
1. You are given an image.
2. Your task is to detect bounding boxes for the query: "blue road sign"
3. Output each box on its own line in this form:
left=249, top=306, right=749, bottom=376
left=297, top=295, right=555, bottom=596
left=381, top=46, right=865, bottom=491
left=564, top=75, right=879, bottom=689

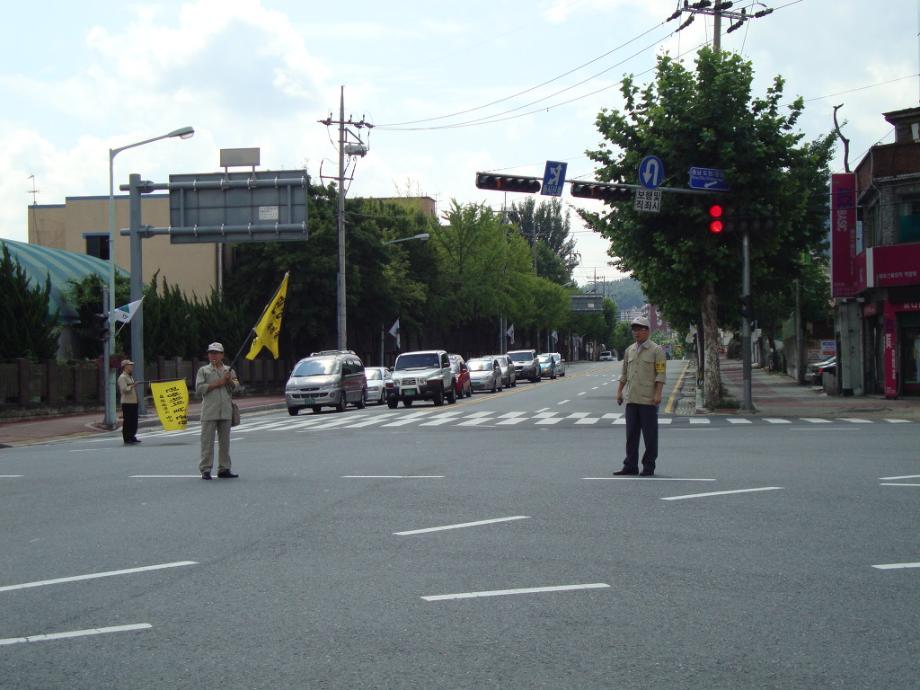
left=638, top=155, right=664, bottom=189
left=688, top=166, right=730, bottom=191
left=541, top=161, right=567, bottom=196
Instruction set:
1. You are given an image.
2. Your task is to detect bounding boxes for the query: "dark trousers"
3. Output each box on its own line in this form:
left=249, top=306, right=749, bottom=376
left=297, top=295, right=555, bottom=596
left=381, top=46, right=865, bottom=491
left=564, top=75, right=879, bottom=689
left=122, top=403, right=138, bottom=442
left=622, top=403, right=658, bottom=472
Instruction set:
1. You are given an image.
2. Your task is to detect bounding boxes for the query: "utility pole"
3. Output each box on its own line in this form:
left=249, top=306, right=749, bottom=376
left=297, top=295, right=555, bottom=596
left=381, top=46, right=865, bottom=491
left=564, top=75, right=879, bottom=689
left=668, top=1, right=774, bottom=45
left=318, top=87, right=373, bottom=351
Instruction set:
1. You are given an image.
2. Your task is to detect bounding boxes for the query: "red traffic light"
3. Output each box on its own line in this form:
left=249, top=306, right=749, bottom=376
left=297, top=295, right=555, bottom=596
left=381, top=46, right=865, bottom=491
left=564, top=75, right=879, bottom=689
left=708, top=204, right=724, bottom=234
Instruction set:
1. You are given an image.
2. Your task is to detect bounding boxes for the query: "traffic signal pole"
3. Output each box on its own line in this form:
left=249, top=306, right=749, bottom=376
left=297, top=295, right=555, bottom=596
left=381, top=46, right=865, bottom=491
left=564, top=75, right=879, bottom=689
left=741, top=230, right=754, bottom=412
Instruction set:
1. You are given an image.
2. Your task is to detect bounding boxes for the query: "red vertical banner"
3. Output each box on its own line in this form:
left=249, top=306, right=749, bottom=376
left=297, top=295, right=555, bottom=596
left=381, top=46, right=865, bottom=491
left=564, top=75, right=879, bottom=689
left=883, top=302, right=898, bottom=398
left=831, top=173, right=857, bottom=297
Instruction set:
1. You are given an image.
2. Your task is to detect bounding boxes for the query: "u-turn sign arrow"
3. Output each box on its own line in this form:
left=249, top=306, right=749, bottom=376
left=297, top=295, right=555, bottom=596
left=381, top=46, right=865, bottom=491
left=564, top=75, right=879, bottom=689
left=639, top=155, right=664, bottom=189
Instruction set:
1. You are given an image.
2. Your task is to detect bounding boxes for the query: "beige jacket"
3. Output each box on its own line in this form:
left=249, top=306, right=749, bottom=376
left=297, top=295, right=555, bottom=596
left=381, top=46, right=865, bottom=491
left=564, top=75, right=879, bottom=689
left=195, top=363, right=240, bottom=421
left=117, top=372, right=138, bottom=404
left=619, top=340, right=666, bottom=405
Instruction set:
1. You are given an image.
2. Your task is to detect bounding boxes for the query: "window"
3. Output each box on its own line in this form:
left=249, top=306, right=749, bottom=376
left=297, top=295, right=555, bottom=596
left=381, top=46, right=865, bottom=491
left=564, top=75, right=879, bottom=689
left=84, top=234, right=110, bottom=260
left=898, top=199, right=920, bottom=243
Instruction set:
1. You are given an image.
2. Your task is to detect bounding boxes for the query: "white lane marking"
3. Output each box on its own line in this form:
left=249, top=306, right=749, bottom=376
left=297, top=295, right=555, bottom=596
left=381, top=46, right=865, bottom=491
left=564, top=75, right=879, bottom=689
left=566, top=412, right=590, bottom=419
left=395, top=515, right=529, bottom=536
left=601, top=413, right=622, bottom=420
left=591, top=386, right=599, bottom=390
left=297, top=417, right=359, bottom=431
left=534, top=417, right=563, bottom=425
left=233, top=421, right=289, bottom=433
left=339, top=413, right=398, bottom=428
left=0, top=561, right=197, bottom=593
left=661, top=487, right=783, bottom=501
left=879, top=483, right=920, bottom=487
left=612, top=417, right=626, bottom=425
left=533, top=411, right=557, bottom=418
left=457, top=418, right=493, bottom=426
left=69, top=449, right=100, bottom=453
left=799, top=418, right=831, bottom=424
left=584, top=477, right=716, bottom=482
left=575, top=417, right=599, bottom=425
left=689, top=418, right=710, bottom=425
left=880, top=474, right=920, bottom=480
left=840, top=418, right=872, bottom=424
left=288, top=417, right=329, bottom=429
left=130, top=475, right=201, bottom=479
left=872, top=562, right=920, bottom=570
left=727, top=418, right=752, bottom=424
left=0, top=475, right=24, bottom=478
left=535, top=407, right=551, bottom=413
left=381, top=413, right=429, bottom=427
left=884, top=419, right=911, bottom=423
left=577, top=392, right=587, bottom=396
left=464, top=411, right=494, bottom=418
left=557, top=399, right=570, bottom=405
left=422, top=583, right=610, bottom=602
left=498, top=412, right=528, bottom=418
left=496, top=417, right=528, bottom=426
left=342, top=475, right=444, bottom=479
left=658, top=418, right=672, bottom=425
left=763, top=418, right=792, bottom=424
left=0, top=623, right=152, bottom=646
left=419, top=414, right=464, bottom=427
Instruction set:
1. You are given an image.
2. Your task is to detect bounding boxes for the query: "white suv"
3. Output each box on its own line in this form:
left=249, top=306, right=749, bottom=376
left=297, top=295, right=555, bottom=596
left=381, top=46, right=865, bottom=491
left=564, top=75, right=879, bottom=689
left=388, top=350, right=456, bottom=407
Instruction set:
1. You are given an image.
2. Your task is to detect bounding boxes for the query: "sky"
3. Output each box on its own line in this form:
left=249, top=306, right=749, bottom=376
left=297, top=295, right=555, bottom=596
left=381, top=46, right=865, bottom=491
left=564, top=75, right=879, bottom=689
left=1, top=0, right=917, bottom=286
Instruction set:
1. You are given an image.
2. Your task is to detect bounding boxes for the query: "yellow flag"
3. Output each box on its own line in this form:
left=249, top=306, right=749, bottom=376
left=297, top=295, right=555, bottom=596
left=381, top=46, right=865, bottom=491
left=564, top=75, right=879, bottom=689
left=150, top=380, right=189, bottom=431
left=246, top=272, right=289, bottom=360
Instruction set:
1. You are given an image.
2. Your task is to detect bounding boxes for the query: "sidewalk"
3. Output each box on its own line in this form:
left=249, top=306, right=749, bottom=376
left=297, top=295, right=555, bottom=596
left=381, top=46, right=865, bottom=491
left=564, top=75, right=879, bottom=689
left=0, top=396, right=286, bottom=448
left=691, top=358, right=920, bottom=420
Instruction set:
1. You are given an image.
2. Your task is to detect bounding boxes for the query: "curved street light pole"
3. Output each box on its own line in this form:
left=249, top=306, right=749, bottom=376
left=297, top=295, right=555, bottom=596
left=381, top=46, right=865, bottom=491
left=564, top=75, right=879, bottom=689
left=104, top=126, right=195, bottom=428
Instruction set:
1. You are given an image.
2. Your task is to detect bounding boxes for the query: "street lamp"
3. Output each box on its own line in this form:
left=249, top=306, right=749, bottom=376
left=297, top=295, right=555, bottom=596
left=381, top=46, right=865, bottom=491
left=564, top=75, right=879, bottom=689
left=379, top=232, right=430, bottom=364
left=103, top=126, right=195, bottom=428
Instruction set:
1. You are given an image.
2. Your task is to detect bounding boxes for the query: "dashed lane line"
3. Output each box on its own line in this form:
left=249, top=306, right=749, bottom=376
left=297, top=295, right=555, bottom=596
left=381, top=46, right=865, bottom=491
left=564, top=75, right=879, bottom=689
left=0, top=624, right=151, bottom=647
left=661, top=487, right=783, bottom=501
left=395, top=515, right=529, bottom=536
left=0, top=561, right=197, bottom=593
left=422, top=583, right=610, bottom=602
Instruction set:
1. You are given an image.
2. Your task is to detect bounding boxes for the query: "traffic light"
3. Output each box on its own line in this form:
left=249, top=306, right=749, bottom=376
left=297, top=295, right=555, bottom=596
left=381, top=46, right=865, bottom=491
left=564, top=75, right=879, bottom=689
left=740, top=295, right=753, bottom=320
left=95, top=312, right=110, bottom=341
left=569, top=182, right=632, bottom=202
left=708, top=204, right=724, bottom=234
left=475, top=173, right=541, bottom=194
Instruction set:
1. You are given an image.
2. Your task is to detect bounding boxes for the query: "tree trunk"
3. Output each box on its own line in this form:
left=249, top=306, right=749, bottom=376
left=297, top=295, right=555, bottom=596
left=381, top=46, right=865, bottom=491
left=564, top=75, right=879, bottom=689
left=701, top=281, right=722, bottom=409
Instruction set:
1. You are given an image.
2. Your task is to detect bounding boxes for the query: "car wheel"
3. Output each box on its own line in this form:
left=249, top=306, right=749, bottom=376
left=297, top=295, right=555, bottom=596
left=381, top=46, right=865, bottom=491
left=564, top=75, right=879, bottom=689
left=498, top=380, right=503, bottom=392
left=312, top=406, right=322, bottom=414
left=403, top=399, right=413, bottom=407
left=336, top=394, right=347, bottom=413
left=433, top=387, right=444, bottom=406
left=356, top=389, right=367, bottom=409
left=288, top=407, right=299, bottom=416
left=387, top=399, right=398, bottom=409
left=447, top=385, right=457, bottom=404
left=465, top=382, right=472, bottom=398
left=551, top=371, right=557, bottom=380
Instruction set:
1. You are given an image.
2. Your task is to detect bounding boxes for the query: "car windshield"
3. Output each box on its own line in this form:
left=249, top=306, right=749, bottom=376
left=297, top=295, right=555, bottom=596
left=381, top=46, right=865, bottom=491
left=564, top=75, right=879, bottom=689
left=538, top=354, right=552, bottom=362
left=508, top=351, right=533, bottom=362
left=293, top=358, right=339, bottom=376
left=394, top=353, right=440, bottom=370
left=467, top=360, right=492, bottom=372
left=365, top=368, right=382, bottom=380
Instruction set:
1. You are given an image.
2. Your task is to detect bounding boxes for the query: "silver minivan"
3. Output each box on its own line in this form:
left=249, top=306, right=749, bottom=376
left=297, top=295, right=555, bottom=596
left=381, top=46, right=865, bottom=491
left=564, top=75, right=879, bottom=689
left=285, top=351, right=367, bottom=415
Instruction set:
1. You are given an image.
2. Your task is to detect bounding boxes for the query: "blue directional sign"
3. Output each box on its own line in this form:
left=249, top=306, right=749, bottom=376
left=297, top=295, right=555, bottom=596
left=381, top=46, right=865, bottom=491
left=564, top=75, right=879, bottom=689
left=638, top=155, right=665, bottom=189
left=541, top=160, right=567, bottom=197
left=688, top=166, right=730, bottom=191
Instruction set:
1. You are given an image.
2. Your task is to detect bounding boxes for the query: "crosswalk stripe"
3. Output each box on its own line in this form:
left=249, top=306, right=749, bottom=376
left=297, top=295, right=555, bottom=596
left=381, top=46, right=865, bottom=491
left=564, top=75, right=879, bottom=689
left=535, top=417, right=563, bottom=425
left=601, top=413, right=622, bottom=420
left=458, top=418, right=494, bottom=426
left=575, top=417, right=599, bottom=425
left=884, top=419, right=911, bottom=423
left=566, top=412, right=590, bottom=419
left=498, top=412, right=528, bottom=418
left=496, top=417, right=528, bottom=425
left=840, top=417, right=872, bottom=424
left=799, top=418, right=831, bottom=424
left=341, top=414, right=398, bottom=428
left=420, top=413, right=463, bottom=427
left=381, top=412, right=429, bottom=427
left=727, top=418, right=752, bottom=424
left=763, top=418, right=791, bottom=424
left=658, top=418, right=672, bottom=425
left=689, top=418, right=710, bottom=425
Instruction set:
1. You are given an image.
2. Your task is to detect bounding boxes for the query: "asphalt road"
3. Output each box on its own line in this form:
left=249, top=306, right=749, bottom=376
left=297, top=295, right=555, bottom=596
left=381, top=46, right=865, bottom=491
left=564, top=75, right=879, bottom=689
left=1, top=361, right=917, bottom=689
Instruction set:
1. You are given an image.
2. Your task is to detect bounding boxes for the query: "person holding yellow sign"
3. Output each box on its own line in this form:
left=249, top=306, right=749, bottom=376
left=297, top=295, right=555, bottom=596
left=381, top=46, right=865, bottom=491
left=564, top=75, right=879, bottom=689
left=195, top=342, right=240, bottom=480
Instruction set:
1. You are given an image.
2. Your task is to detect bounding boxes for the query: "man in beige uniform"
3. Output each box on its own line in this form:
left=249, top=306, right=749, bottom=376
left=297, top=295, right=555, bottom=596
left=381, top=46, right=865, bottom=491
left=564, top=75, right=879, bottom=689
left=117, top=359, right=140, bottom=445
left=614, top=316, right=666, bottom=477
left=195, top=342, right=240, bottom=480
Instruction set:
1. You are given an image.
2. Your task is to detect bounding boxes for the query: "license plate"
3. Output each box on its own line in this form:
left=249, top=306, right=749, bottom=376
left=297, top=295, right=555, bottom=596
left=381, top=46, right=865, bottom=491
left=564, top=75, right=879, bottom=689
left=403, top=388, right=417, bottom=396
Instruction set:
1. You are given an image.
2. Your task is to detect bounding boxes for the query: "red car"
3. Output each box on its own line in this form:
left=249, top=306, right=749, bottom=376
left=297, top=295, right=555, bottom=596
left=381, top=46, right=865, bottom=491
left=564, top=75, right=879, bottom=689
left=449, top=354, right=472, bottom=398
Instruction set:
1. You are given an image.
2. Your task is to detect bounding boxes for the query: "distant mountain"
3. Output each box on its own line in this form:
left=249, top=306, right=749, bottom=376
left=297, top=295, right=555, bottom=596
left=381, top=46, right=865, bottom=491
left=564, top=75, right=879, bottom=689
left=583, top=277, right=646, bottom=311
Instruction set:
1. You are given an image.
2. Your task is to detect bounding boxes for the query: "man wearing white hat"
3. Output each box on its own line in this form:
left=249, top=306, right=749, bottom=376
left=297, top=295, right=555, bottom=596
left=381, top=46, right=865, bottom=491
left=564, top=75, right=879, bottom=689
left=614, top=315, right=666, bottom=476
left=117, top=359, right=140, bottom=445
left=195, top=342, right=240, bottom=480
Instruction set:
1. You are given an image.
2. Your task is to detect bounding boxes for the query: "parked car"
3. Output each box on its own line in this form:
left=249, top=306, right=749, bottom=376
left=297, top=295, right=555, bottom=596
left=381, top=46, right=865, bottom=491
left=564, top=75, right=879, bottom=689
left=467, top=357, right=503, bottom=393
left=507, top=349, right=542, bottom=383
left=808, top=356, right=837, bottom=386
left=364, top=366, right=391, bottom=404
left=599, top=350, right=613, bottom=361
left=388, top=350, right=456, bottom=408
left=549, top=352, right=566, bottom=377
left=537, top=353, right=558, bottom=379
left=449, top=354, right=472, bottom=398
left=491, top=354, right=517, bottom=388
left=285, top=351, right=367, bottom=415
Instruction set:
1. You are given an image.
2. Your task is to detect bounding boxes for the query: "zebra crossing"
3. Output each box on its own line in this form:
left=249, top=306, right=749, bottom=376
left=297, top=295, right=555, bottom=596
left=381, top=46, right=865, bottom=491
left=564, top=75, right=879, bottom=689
left=136, top=409, right=915, bottom=439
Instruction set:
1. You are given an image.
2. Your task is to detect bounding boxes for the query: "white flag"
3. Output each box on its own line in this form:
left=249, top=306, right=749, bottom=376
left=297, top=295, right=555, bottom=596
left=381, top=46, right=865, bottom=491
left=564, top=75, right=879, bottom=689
left=506, top=324, right=515, bottom=344
left=112, top=297, right=143, bottom=324
left=388, top=318, right=400, bottom=350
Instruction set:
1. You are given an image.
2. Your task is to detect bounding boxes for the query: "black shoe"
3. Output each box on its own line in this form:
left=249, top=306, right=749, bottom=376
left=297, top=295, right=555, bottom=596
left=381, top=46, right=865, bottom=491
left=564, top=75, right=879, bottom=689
left=612, top=469, right=638, bottom=476
left=217, top=470, right=239, bottom=479
left=130, top=438, right=142, bottom=444
left=201, top=472, right=212, bottom=480
left=639, top=470, right=655, bottom=477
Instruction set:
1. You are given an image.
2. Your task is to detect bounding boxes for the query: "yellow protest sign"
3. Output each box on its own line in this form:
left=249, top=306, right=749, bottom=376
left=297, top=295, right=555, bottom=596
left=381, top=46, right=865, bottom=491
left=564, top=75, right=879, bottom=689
left=150, top=379, right=189, bottom=431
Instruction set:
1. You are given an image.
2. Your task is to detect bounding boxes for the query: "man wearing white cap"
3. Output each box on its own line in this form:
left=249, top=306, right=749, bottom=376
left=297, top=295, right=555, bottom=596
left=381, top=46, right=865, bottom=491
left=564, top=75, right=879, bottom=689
left=117, top=359, right=140, bottom=445
left=614, top=315, right=666, bottom=476
left=195, top=342, right=240, bottom=480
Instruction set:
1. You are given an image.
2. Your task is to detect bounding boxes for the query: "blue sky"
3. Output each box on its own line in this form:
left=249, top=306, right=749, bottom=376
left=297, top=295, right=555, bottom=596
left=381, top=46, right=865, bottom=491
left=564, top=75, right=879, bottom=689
left=1, top=0, right=916, bottom=285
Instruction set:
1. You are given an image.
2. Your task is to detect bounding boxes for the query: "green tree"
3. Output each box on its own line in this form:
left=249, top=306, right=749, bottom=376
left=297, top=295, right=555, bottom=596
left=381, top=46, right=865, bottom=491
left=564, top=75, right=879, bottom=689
left=509, top=197, right=579, bottom=285
left=579, top=47, right=833, bottom=407
left=0, top=244, right=59, bottom=360
left=65, top=273, right=131, bottom=359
